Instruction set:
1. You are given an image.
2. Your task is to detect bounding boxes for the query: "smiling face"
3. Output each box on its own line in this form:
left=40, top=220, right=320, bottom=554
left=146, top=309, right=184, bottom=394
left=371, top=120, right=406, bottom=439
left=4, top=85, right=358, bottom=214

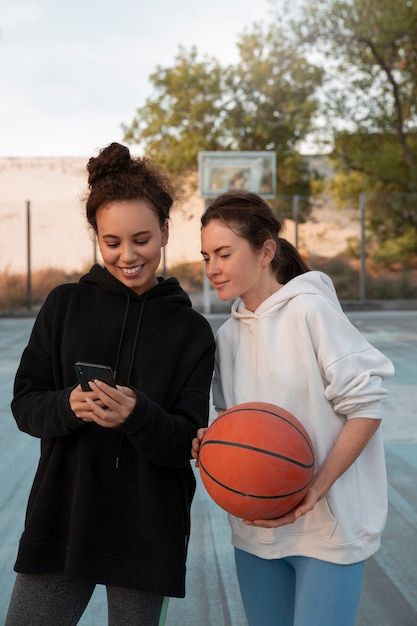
left=201, top=219, right=279, bottom=311
left=96, top=199, right=168, bottom=295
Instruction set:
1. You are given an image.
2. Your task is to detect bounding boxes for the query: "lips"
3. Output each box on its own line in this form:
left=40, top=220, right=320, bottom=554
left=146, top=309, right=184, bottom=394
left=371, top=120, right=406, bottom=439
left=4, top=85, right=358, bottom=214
left=213, top=280, right=228, bottom=290
left=121, top=265, right=144, bottom=276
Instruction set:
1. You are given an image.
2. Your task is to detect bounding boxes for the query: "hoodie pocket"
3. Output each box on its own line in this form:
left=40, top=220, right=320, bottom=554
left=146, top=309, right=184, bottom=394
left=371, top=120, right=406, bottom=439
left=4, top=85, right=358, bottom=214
left=230, top=496, right=338, bottom=545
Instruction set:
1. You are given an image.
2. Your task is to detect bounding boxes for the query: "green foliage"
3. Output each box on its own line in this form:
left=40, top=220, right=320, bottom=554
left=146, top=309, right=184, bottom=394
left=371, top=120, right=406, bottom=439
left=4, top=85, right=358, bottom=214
left=326, top=169, right=417, bottom=264
left=366, top=197, right=415, bottom=267
left=293, top=0, right=417, bottom=190
left=121, top=0, right=417, bottom=266
left=276, top=154, right=313, bottom=197
left=331, top=133, right=417, bottom=192
left=373, top=232, right=417, bottom=266
left=122, top=47, right=227, bottom=173
left=122, top=26, right=323, bottom=195
left=283, top=0, right=417, bottom=263
left=223, top=24, right=323, bottom=158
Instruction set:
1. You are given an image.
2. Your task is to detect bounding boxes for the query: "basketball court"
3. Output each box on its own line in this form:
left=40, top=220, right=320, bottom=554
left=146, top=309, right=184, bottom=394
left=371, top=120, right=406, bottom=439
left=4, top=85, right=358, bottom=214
left=0, top=310, right=416, bottom=625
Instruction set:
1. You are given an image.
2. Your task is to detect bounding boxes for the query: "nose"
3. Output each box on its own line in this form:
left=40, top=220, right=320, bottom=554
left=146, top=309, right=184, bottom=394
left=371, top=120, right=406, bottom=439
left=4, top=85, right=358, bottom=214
left=120, top=242, right=137, bottom=264
left=206, top=258, right=220, bottom=279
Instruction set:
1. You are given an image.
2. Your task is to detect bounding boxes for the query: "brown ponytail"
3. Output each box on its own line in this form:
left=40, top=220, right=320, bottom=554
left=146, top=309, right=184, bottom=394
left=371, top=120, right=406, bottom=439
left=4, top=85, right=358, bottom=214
left=274, top=237, right=309, bottom=284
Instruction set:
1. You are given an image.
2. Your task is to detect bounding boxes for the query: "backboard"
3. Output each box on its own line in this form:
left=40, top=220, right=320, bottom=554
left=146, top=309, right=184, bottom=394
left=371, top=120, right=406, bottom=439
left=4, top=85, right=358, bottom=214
left=198, top=151, right=276, bottom=199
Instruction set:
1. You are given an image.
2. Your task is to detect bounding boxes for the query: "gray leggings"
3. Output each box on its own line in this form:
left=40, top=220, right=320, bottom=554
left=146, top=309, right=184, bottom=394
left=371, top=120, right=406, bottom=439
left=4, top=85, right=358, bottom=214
left=5, top=572, right=168, bottom=626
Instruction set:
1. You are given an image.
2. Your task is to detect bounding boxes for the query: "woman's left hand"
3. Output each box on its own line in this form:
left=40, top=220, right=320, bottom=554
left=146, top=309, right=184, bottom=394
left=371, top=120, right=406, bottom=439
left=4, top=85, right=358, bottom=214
left=84, top=380, right=137, bottom=428
left=242, top=480, right=320, bottom=528
left=244, top=417, right=382, bottom=529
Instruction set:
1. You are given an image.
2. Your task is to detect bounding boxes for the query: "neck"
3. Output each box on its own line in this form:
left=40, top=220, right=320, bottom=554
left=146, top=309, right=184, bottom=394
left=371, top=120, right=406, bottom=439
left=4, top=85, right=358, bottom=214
left=242, top=280, right=282, bottom=312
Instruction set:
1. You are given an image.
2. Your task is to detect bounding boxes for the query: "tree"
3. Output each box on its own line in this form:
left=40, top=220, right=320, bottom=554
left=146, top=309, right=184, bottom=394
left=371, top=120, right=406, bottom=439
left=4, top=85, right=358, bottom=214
left=224, top=25, right=322, bottom=153
left=223, top=24, right=323, bottom=196
left=122, top=47, right=227, bottom=173
left=290, top=0, right=417, bottom=190
left=279, top=0, right=417, bottom=263
left=122, top=25, right=323, bottom=199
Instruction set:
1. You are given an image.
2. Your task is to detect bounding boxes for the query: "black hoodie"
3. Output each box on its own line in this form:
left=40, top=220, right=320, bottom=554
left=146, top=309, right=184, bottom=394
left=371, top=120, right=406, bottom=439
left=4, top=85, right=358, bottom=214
left=11, top=264, right=215, bottom=597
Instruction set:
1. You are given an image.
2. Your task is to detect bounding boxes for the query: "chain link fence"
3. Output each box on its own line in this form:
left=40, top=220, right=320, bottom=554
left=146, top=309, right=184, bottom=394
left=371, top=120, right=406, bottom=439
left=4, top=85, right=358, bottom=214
left=2, top=190, right=417, bottom=312
left=273, top=193, right=417, bottom=303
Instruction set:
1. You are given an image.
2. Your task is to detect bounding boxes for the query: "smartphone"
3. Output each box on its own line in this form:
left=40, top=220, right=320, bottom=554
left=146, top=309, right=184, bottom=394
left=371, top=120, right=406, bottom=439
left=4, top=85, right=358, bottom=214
left=74, top=361, right=116, bottom=391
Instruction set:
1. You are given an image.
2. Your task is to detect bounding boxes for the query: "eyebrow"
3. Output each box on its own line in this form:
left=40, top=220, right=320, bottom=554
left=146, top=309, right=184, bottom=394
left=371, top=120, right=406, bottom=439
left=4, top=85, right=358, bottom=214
left=201, top=244, right=232, bottom=255
left=102, top=230, right=151, bottom=239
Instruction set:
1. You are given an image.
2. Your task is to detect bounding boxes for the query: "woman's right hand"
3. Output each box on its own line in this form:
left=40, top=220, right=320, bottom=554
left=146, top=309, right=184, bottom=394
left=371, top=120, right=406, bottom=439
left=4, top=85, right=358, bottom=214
left=191, top=427, right=208, bottom=466
left=70, top=384, right=107, bottom=422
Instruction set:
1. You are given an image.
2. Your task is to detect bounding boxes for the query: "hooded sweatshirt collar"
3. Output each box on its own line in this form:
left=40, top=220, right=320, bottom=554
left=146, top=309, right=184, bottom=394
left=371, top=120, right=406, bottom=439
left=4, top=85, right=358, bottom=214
left=79, top=263, right=192, bottom=310
left=231, top=271, right=343, bottom=323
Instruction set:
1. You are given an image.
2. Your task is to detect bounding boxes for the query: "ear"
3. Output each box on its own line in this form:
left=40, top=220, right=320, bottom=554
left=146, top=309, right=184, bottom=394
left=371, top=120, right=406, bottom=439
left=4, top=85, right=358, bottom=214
left=161, top=220, right=169, bottom=247
left=261, top=239, right=276, bottom=266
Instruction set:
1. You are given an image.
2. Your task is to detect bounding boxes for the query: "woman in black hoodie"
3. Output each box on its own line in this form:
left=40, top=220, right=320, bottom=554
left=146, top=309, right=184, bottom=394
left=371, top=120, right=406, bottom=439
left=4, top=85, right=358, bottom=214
left=6, top=143, right=215, bottom=625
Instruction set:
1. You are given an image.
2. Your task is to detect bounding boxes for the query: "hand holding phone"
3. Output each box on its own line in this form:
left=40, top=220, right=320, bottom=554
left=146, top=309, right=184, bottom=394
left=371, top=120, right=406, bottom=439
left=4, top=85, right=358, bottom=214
left=74, top=361, right=116, bottom=392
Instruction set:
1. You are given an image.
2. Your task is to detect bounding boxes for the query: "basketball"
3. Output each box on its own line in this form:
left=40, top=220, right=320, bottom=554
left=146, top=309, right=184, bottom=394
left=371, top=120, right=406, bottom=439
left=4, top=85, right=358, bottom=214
left=198, top=402, right=315, bottom=520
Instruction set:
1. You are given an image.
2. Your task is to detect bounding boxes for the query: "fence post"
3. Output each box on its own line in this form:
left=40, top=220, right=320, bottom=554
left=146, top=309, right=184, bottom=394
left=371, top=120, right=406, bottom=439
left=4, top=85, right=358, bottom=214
left=359, top=193, right=367, bottom=301
left=292, top=195, right=300, bottom=249
left=26, top=200, right=33, bottom=312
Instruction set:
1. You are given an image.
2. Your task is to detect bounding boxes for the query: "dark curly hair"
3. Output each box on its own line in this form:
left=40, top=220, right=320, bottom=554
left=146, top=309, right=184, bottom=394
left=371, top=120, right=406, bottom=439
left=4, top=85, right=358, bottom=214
left=86, top=142, right=174, bottom=232
left=201, top=191, right=309, bottom=284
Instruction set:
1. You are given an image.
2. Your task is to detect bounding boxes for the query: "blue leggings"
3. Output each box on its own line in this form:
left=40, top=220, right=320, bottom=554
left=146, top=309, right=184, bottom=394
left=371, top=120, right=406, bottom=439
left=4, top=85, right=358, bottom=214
left=235, top=548, right=365, bottom=626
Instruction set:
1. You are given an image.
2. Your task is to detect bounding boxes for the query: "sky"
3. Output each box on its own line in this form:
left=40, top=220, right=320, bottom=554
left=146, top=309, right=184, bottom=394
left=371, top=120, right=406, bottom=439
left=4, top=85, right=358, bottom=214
left=1, top=0, right=273, bottom=158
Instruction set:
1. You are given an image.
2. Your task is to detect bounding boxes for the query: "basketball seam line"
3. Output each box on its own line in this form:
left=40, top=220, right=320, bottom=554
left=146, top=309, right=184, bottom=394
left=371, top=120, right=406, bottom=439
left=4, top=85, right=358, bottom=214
left=201, top=440, right=315, bottom=469
left=217, top=407, right=314, bottom=455
left=199, top=462, right=315, bottom=500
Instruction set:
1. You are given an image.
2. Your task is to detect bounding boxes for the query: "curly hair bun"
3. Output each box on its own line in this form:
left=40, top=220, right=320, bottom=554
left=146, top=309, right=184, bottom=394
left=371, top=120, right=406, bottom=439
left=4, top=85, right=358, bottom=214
left=87, top=142, right=131, bottom=187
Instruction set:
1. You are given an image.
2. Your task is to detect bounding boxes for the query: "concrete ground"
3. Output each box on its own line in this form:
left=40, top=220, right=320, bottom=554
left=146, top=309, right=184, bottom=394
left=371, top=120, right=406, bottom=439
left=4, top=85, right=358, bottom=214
left=0, top=310, right=416, bottom=625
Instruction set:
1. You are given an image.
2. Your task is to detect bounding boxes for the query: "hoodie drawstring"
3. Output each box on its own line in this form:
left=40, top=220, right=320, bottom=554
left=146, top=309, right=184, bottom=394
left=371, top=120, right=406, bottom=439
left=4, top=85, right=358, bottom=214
left=115, top=292, right=148, bottom=469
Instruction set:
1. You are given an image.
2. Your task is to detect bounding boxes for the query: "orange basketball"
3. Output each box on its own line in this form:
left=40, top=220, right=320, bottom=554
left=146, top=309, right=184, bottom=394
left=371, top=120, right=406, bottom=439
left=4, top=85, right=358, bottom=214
left=199, top=402, right=315, bottom=520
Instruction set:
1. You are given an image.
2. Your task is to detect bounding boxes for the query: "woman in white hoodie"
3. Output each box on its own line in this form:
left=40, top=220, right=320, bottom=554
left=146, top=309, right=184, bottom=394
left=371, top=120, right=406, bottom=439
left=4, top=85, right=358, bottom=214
left=193, top=191, right=394, bottom=626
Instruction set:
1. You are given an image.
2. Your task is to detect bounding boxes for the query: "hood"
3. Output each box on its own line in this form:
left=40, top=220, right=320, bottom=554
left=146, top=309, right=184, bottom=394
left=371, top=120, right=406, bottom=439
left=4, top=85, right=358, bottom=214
left=79, top=263, right=192, bottom=311
left=231, top=271, right=343, bottom=322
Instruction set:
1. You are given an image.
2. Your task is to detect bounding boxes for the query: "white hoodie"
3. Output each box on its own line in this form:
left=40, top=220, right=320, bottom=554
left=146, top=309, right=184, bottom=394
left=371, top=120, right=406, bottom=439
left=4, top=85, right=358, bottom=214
left=212, top=271, right=395, bottom=564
